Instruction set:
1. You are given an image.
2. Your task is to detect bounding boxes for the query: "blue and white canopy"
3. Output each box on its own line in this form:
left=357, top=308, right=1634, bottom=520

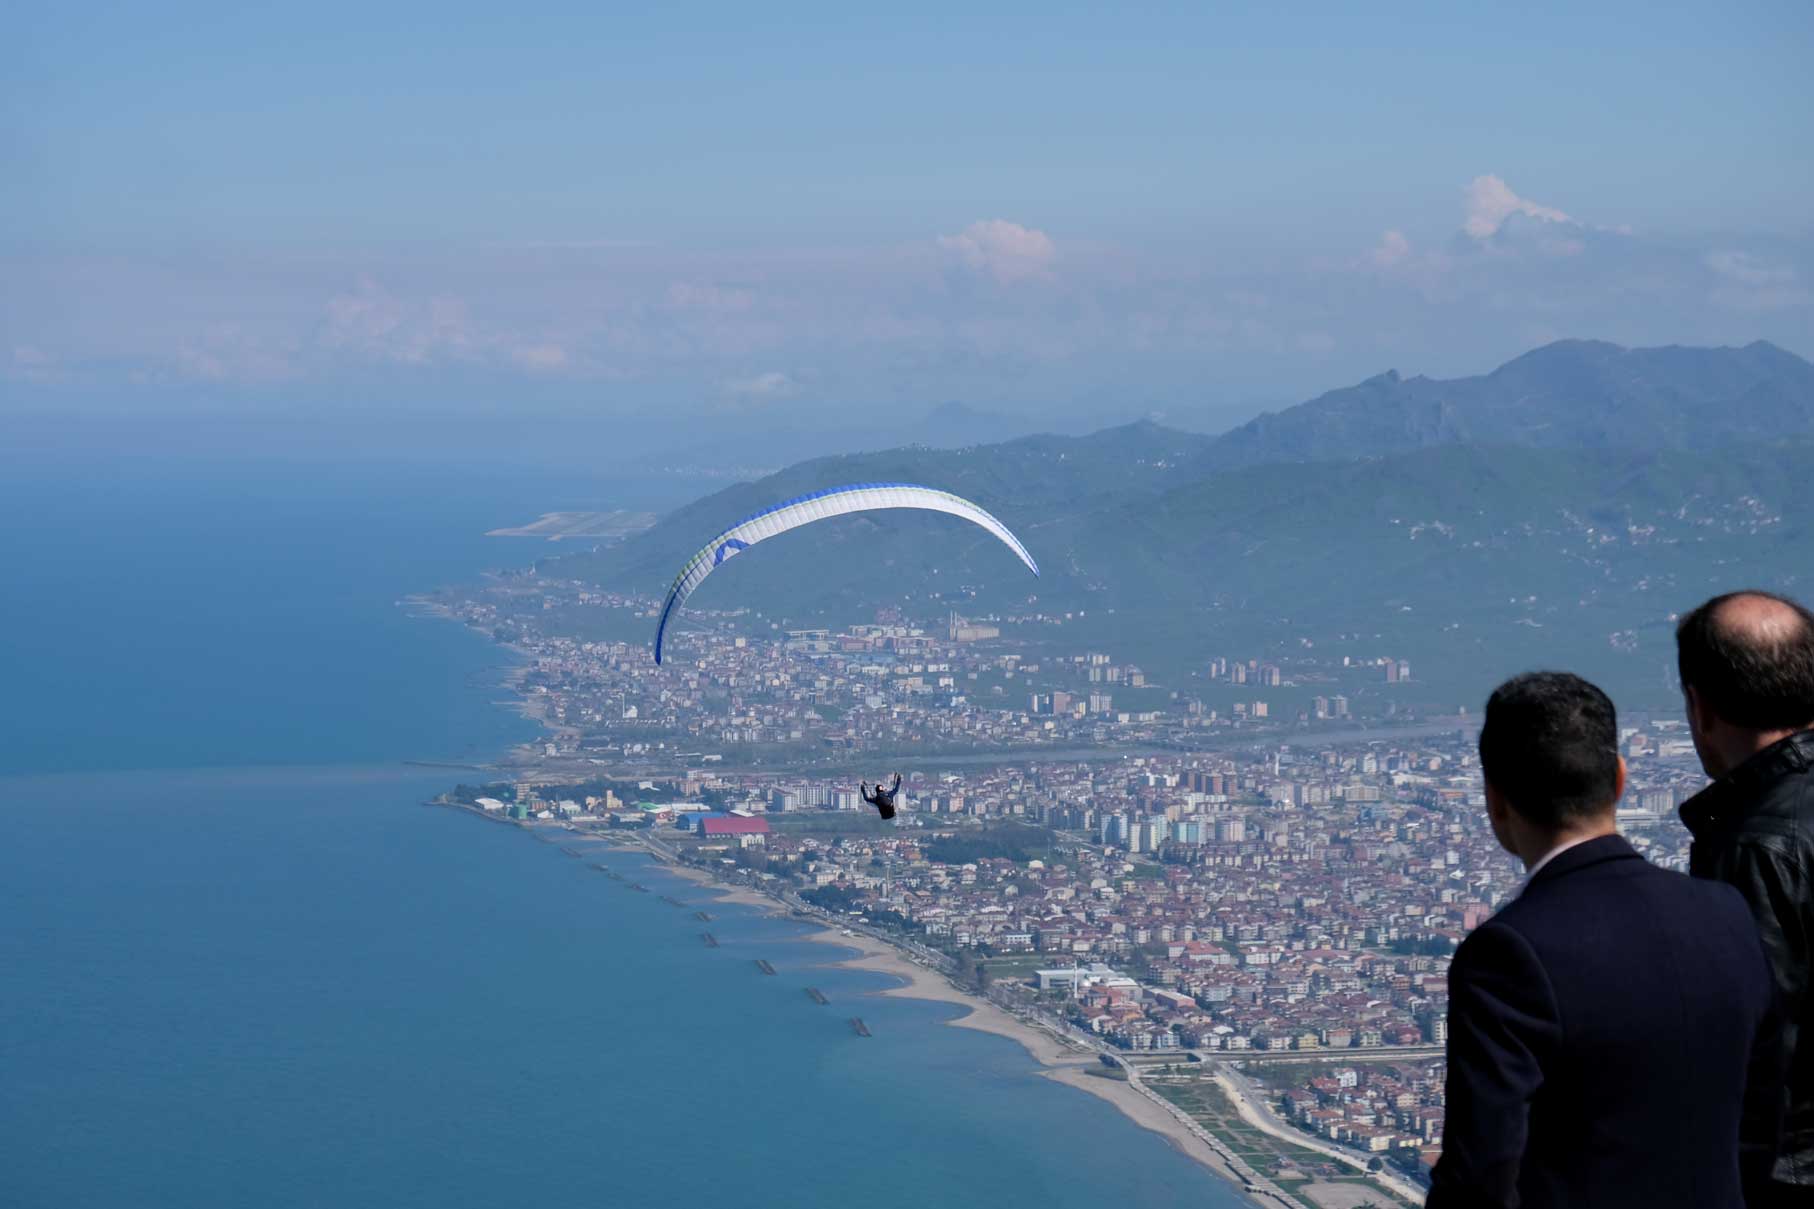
left=652, top=482, right=1038, bottom=664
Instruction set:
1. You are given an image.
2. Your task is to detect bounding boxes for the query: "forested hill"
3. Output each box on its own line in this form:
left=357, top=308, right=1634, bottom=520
left=548, top=340, right=1814, bottom=703
left=1199, top=339, right=1814, bottom=468
left=553, top=418, right=1204, bottom=600
left=554, top=417, right=1212, bottom=597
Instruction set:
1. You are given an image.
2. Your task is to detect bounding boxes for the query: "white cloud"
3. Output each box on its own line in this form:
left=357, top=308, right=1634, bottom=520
left=316, top=277, right=588, bottom=374
left=666, top=282, right=756, bottom=312
left=938, top=219, right=1057, bottom=283
left=1463, top=175, right=1573, bottom=240
left=723, top=370, right=795, bottom=399
left=6, top=344, right=58, bottom=383
left=499, top=239, right=651, bottom=250
left=510, top=343, right=571, bottom=372
left=1371, top=230, right=1412, bottom=267
left=1707, top=251, right=1797, bottom=287
left=323, top=277, right=411, bottom=355
left=1706, top=251, right=1811, bottom=312
left=169, top=324, right=299, bottom=383
left=9, top=207, right=1809, bottom=406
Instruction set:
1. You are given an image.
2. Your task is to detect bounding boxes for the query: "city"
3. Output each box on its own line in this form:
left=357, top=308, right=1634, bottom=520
left=436, top=595, right=1715, bottom=1204
left=11, top=6, right=1811, bottom=1208
left=424, top=573, right=1449, bottom=767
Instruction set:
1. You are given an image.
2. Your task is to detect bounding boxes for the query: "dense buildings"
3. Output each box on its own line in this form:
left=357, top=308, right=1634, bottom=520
left=433, top=578, right=1433, bottom=765
left=440, top=574, right=1710, bottom=1180
left=488, top=714, right=1703, bottom=1177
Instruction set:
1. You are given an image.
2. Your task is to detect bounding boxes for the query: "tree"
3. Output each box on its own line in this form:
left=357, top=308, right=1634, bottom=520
left=954, top=950, right=980, bottom=987
left=802, top=884, right=865, bottom=912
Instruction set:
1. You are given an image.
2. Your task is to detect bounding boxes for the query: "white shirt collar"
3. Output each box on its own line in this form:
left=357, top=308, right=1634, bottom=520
left=1522, top=833, right=1600, bottom=888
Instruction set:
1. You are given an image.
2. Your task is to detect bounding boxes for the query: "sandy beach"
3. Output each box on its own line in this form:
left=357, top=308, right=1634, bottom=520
left=783, top=905, right=1270, bottom=1198
left=621, top=848, right=1310, bottom=1205
left=513, top=830, right=1296, bottom=1205
left=794, top=926, right=1089, bottom=1066
left=659, top=860, right=790, bottom=912
left=502, top=824, right=1274, bottom=1199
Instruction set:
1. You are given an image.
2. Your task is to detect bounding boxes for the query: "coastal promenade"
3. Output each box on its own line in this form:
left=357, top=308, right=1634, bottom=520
left=1211, top=1064, right=1427, bottom=1204
left=460, top=804, right=1437, bottom=1208
left=613, top=829, right=1436, bottom=1209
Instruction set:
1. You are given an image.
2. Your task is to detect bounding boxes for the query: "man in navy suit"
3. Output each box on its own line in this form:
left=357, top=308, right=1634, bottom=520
left=1429, top=672, right=1781, bottom=1208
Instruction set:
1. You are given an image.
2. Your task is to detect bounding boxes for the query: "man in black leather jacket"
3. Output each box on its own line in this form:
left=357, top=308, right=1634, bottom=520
left=1678, top=590, right=1814, bottom=1202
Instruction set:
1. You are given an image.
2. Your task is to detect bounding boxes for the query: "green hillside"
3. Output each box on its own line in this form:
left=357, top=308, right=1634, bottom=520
left=546, top=339, right=1814, bottom=709
left=1202, top=339, right=1814, bottom=468
left=551, top=435, right=1813, bottom=705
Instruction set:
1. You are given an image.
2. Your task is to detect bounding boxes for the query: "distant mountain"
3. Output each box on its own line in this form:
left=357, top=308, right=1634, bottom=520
left=549, top=340, right=1814, bottom=704
left=556, top=418, right=1213, bottom=598
left=902, top=402, right=1061, bottom=448
left=612, top=400, right=1079, bottom=479
left=1202, top=340, right=1814, bottom=467
left=564, top=437, right=1812, bottom=616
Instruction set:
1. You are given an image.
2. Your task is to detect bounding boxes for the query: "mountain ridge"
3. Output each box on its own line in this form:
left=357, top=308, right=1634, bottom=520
left=1200, top=338, right=1814, bottom=467
left=548, top=339, right=1814, bottom=702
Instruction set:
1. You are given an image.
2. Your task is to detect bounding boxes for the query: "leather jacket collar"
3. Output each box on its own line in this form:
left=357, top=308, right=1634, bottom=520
left=1679, top=729, right=1814, bottom=839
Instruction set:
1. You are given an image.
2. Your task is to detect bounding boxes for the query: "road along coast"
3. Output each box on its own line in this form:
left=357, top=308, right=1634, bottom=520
left=501, top=822, right=1416, bottom=1208
left=658, top=853, right=1307, bottom=1208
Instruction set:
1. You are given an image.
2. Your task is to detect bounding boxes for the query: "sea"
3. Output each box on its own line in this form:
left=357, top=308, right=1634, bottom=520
left=0, top=436, right=1249, bottom=1209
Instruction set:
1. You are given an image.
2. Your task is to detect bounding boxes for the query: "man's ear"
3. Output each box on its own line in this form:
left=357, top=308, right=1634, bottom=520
left=1484, top=780, right=1509, bottom=825
left=1613, top=755, right=1628, bottom=804
left=1684, top=684, right=1708, bottom=734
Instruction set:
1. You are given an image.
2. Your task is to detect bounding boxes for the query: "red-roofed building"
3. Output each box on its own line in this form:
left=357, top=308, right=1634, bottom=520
left=701, top=815, right=771, bottom=837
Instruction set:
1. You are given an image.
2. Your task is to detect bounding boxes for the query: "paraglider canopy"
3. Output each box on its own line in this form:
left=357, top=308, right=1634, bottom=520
left=652, top=481, right=1038, bottom=664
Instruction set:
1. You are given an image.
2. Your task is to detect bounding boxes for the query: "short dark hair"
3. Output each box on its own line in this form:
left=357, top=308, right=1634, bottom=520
left=1677, top=591, right=1814, bottom=731
left=1479, top=672, right=1621, bottom=828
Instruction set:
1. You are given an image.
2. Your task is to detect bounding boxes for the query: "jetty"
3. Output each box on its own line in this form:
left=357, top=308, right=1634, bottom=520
left=702, top=933, right=719, bottom=948
left=805, top=987, right=829, bottom=1005
left=754, top=959, right=777, bottom=976
left=849, top=1018, right=871, bottom=1037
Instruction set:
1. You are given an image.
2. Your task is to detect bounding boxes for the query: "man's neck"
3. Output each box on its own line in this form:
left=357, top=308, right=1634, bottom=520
left=1519, top=821, right=1617, bottom=873
left=1714, top=726, right=1810, bottom=777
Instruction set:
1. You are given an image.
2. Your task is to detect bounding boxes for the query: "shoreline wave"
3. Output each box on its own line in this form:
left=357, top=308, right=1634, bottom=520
left=656, top=857, right=1279, bottom=1204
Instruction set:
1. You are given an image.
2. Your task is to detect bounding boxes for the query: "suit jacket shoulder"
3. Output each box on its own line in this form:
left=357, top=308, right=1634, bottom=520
left=1432, top=835, right=1776, bottom=1209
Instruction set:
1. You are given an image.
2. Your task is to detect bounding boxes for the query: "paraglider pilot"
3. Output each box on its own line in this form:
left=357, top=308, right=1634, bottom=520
left=861, top=773, right=903, bottom=820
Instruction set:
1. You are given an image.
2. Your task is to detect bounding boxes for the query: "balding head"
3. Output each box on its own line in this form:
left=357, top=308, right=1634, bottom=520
left=1677, top=590, right=1814, bottom=733
left=1712, top=592, right=1807, bottom=645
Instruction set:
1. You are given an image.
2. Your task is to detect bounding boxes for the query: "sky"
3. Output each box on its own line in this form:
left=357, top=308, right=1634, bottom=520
left=4, top=1, right=1812, bottom=432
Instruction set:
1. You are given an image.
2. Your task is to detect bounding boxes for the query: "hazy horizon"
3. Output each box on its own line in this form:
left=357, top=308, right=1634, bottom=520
left=7, top=2, right=1811, bottom=435
left=8, top=11, right=1814, bottom=1207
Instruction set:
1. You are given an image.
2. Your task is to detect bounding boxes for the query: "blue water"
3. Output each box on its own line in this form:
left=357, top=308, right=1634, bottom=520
left=0, top=455, right=557, bottom=775
left=0, top=447, right=1248, bottom=1209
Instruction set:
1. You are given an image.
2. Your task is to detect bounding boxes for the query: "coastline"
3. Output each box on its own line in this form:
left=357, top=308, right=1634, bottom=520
left=657, top=855, right=1276, bottom=1204
left=793, top=925, right=1087, bottom=1067
left=792, top=926, right=1268, bottom=1198
left=458, top=785, right=1405, bottom=1204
